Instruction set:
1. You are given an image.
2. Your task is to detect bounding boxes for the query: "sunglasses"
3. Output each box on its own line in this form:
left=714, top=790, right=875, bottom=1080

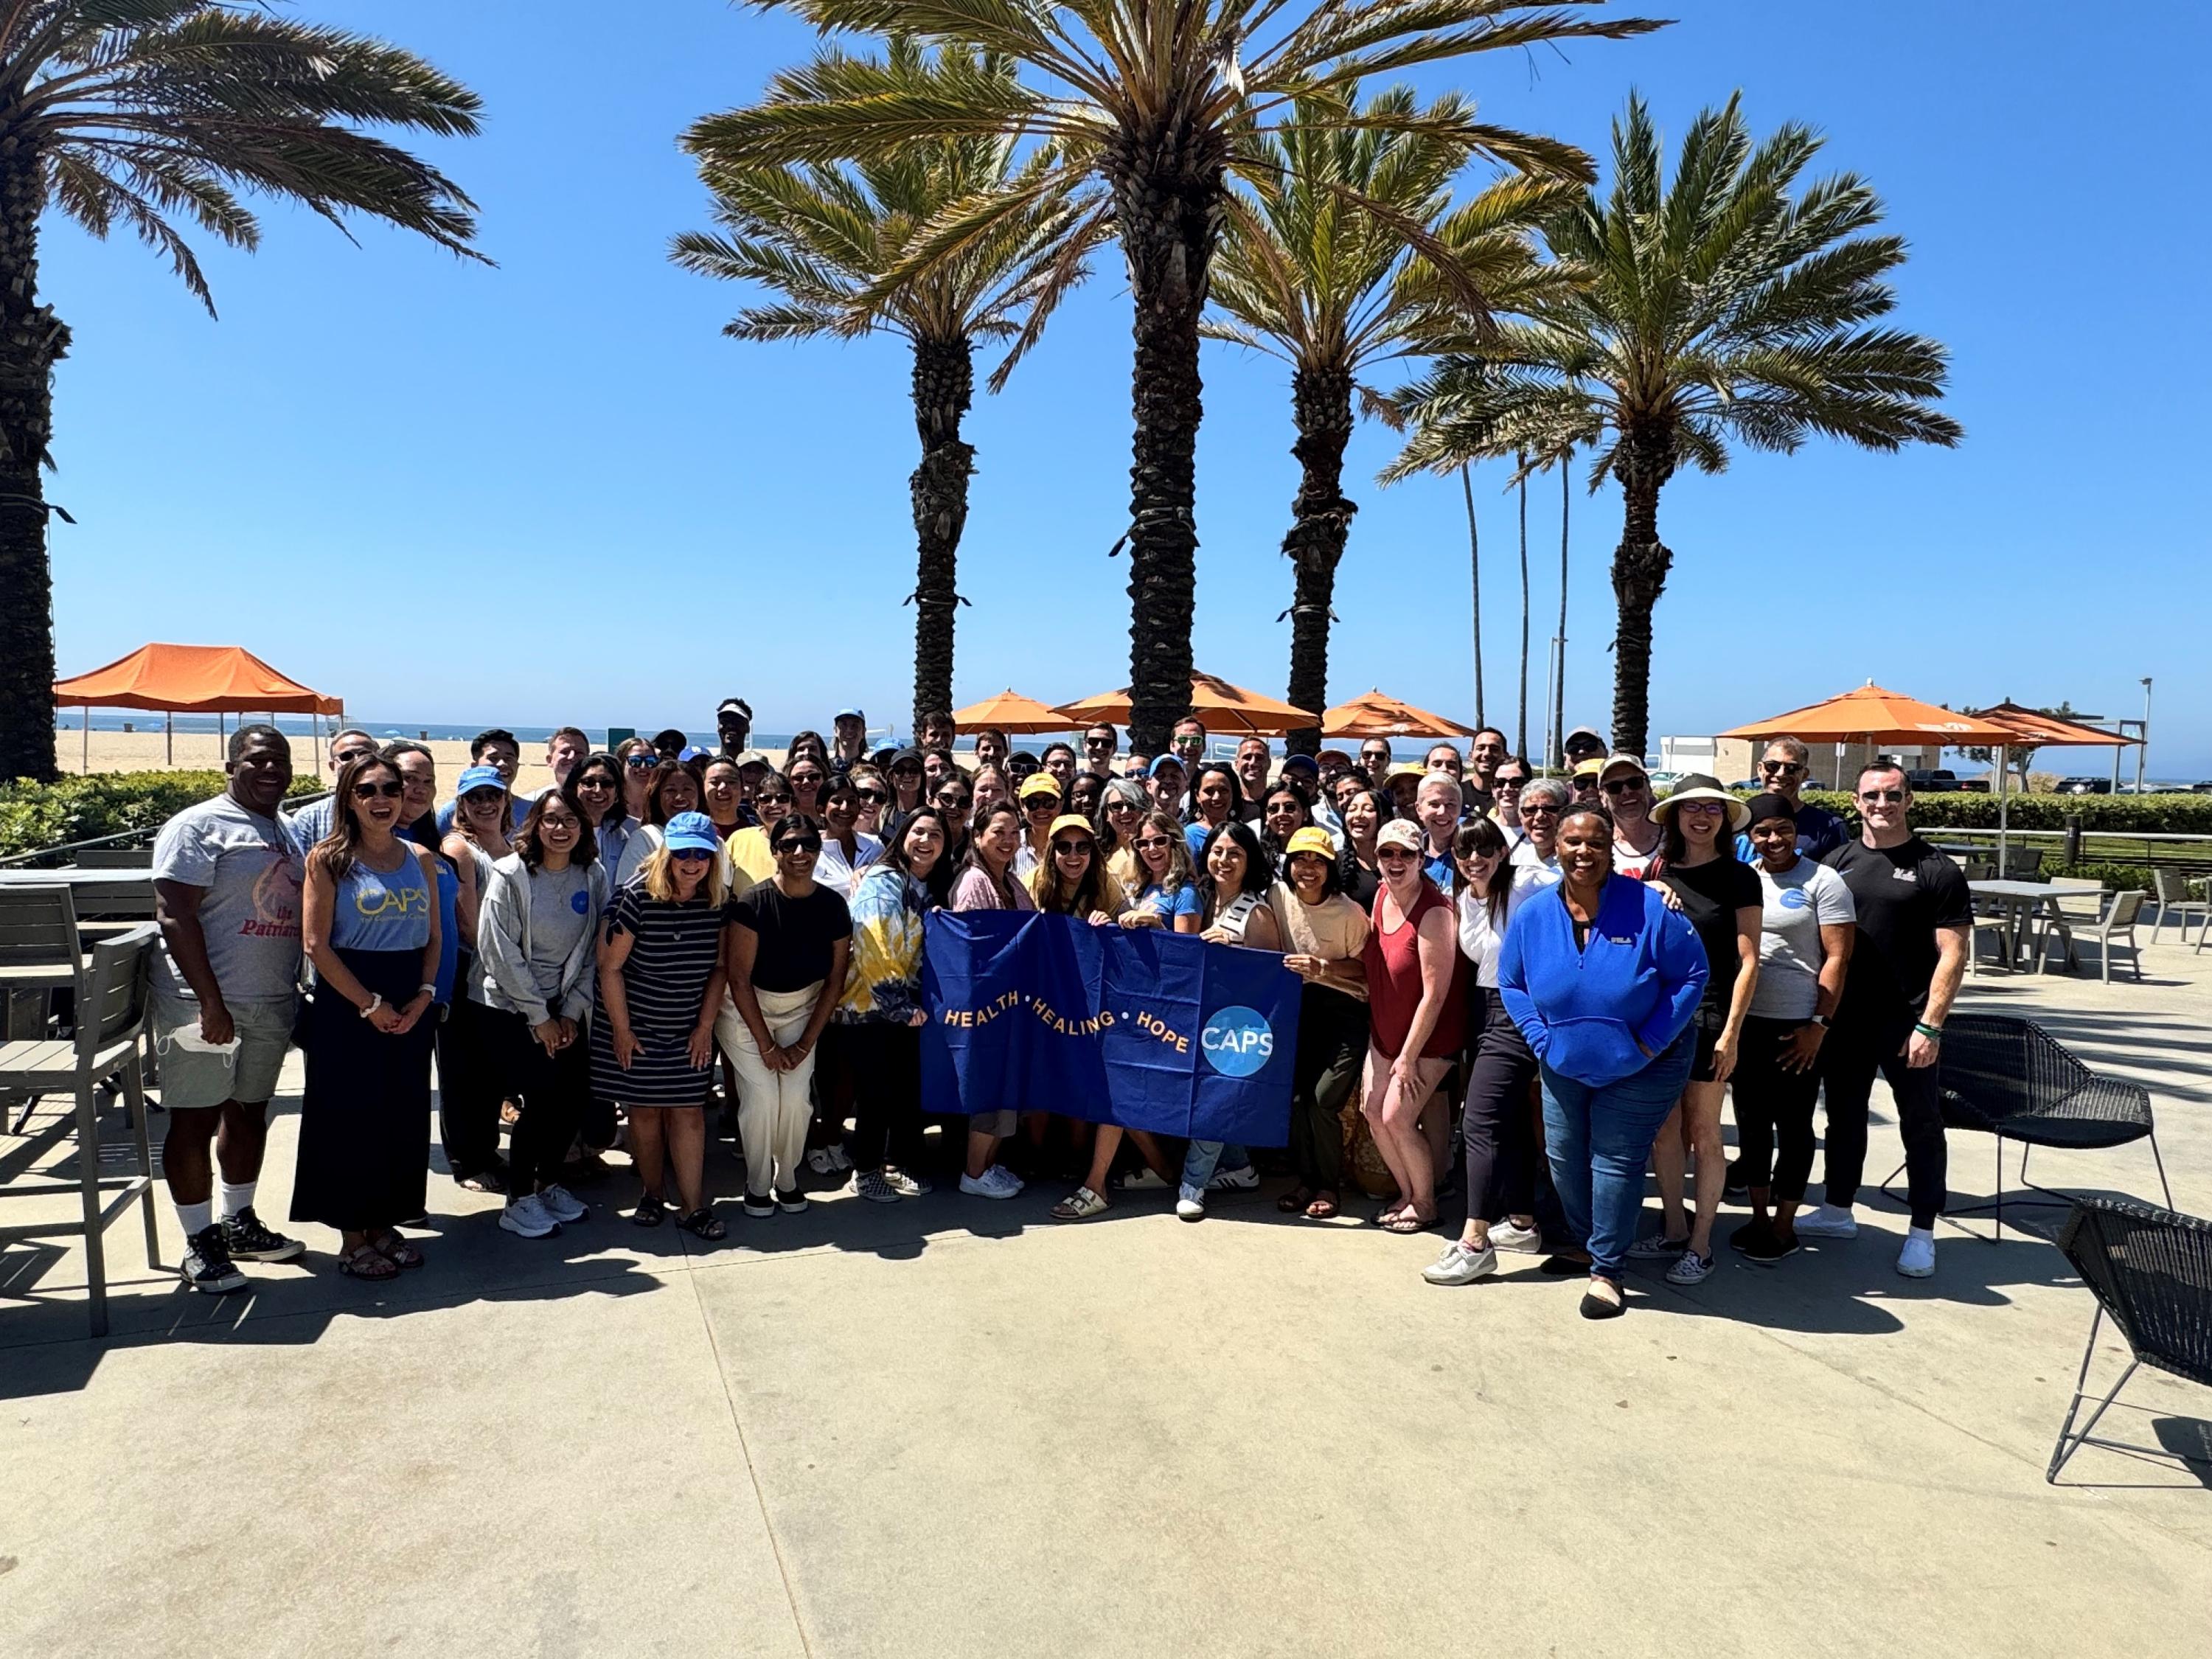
left=624, top=756, right=655, bottom=770
left=669, top=849, right=712, bottom=863
left=855, top=788, right=888, bottom=804
left=1377, top=849, right=1416, bottom=863
left=1520, top=804, right=1560, bottom=817
left=1133, top=835, right=1171, bottom=851
left=577, top=775, right=616, bottom=790
left=790, top=775, right=825, bottom=790
left=1495, top=777, right=1527, bottom=791
left=777, top=837, right=822, bottom=855
left=1085, top=738, right=1113, bottom=748
left=1601, top=777, right=1645, bottom=795
left=352, top=780, right=405, bottom=799
left=1052, top=839, right=1092, bottom=857
left=937, top=796, right=971, bottom=811
left=335, top=749, right=378, bottom=766
left=1026, top=799, right=1057, bottom=812
left=1105, top=799, right=1140, bottom=813
left=757, top=793, right=795, bottom=808
left=1761, top=761, right=1806, bottom=775
left=1860, top=789, right=1907, bottom=804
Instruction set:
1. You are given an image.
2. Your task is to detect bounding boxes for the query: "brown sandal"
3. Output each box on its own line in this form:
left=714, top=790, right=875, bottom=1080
left=1304, top=1190, right=1340, bottom=1220
left=338, top=1244, right=400, bottom=1281
left=1277, top=1186, right=1315, bottom=1214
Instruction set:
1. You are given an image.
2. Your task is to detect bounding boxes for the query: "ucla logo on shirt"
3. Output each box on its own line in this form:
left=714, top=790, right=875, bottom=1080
left=571, top=890, right=591, bottom=914
left=1779, top=888, right=1811, bottom=910
left=1200, top=1005, right=1273, bottom=1077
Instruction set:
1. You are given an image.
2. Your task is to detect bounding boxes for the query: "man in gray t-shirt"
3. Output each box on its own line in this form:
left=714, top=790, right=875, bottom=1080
left=150, top=724, right=308, bottom=1293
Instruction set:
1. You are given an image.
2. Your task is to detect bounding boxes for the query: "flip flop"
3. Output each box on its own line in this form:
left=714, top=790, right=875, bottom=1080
left=1277, top=1186, right=1315, bottom=1214
left=1304, top=1192, right=1340, bottom=1220
left=1380, top=1210, right=1439, bottom=1234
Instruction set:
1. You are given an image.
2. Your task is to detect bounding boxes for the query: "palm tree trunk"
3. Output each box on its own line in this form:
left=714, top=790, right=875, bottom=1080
left=1281, top=364, right=1356, bottom=756
left=1553, top=451, right=1569, bottom=768
left=908, top=335, right=975, bottom=730
left=1515, top=456, right=1529, bottom=759
left=1610, top=431, right=1676, bottom=759
left=0, top=150, right=66, bottom=783
left=1108, top=124, right=1225, bottom=752
left=1460, top=465, right=1484, bottom=728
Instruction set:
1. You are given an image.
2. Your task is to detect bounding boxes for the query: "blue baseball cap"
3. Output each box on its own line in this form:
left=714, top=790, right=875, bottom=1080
left=456, top=765, right=505, bottom=797
left=1149, top=754, right=1186, bottom=778
left=662, top=811, right=721, bottom=856
left=678, top=745, right=711, bottom=765
left=1280, top=753, right=1320, bottom=776
left=835, top=707, right=864, bottom=723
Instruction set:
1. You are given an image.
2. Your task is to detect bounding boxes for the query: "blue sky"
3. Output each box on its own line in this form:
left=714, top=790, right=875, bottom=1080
left=45, top=1, right=2208, bottom=773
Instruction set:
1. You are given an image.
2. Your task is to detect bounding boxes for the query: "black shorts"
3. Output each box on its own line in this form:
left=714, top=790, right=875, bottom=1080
left=1688, top=1020, right=1722, bottom=1085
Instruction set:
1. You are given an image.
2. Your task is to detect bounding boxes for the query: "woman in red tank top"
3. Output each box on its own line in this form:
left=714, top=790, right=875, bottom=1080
left=1360, top=820, right=1466, bottom=1231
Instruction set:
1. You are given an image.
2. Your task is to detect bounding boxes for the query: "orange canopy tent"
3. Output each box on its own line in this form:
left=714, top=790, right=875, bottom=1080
left=1057, top=671, right=1318, bottom=738
left=55, top=642, right=342, bottom=768
left=948, top=689, right=1074, bottom=735
left=1322, top=689, right=1477, bottom=740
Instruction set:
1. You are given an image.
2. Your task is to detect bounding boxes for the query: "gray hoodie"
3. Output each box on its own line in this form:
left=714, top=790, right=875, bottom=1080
left=474, top=852, right=609, bottom=1026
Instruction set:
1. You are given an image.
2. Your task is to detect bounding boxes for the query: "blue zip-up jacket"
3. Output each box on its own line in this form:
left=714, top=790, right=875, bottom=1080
left=1498, top=873, right=1708, bottom=1086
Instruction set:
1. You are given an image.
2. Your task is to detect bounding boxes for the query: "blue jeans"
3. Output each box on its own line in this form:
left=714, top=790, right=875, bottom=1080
left=1180, top=1139, right=1251, bottom=1204
left=1539, top=1033, right=1697, bottom=1281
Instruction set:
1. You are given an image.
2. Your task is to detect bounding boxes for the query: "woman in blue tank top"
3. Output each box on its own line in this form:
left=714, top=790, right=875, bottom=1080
left=296, top=754, right=443, bottom=1281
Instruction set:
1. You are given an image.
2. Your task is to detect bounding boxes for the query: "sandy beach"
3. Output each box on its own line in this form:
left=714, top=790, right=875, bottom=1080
left=52, top=728, right=791, bottom=798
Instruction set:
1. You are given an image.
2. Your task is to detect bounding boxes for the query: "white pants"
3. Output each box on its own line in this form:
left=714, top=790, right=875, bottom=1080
left=717, top=984, right=822, bottom=1198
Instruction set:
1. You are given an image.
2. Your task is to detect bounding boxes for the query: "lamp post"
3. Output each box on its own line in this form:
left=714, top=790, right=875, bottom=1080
left=2138, top=677, right=2152, bottom=793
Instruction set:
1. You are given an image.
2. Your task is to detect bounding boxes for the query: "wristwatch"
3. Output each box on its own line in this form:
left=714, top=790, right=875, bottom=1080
left=1809, top=1014, right=1829, bottom=1029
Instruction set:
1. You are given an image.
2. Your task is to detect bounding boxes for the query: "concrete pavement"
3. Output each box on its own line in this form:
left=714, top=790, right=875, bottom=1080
left=4, top=936, right=2208, bottom=1656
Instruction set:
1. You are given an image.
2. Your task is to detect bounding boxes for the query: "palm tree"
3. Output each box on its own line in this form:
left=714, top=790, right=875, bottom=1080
left=1203, top=83, right=1565, bottom=754
left=676, top=42, right=1099, bottom=728
left=700, top=2, right=1660, bottom=750
left=0, top=3, right=483, bottom=782
left=1385, top=92, right=1962, bottom=757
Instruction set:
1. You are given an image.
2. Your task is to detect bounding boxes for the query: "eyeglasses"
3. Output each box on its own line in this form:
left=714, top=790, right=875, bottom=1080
left=776, top=837, right=822, bottom=855
left=1761, top=761, right=1806, bottom=776
left=1133, top=835, right=1170, bottom=851
left=1859, top=789, right=1907, bottom=804
left=1601, top=777, right=1645, bottom=796
left=351, top=780, right=404, bottom=799
left=540, top=816, right=580, bottom=833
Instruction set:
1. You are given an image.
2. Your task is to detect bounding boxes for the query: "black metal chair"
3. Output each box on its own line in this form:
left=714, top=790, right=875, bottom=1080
left=2049, top=1198, right=2212, bottom=1482
left=1882, top=1012, right=2171, bottom=1239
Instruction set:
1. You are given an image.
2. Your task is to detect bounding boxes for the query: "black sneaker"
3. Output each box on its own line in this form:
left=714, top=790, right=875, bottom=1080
left=221, top=1206, right=305, bottom=1264
left=180, top=1225, right=248, bottom=1294
left=1732, top=1219, right=1799, bottom=1263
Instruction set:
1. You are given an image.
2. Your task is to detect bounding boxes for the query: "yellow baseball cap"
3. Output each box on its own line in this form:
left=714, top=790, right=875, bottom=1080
left=1018, top=773, right=1062, bottom=801
left=1285, top=827, right=1336, bottom=860
left=1046, top=814, right=1096, bottom=842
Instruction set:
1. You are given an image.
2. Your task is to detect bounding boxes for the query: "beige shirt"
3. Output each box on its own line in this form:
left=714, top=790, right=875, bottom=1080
left=1269, top=882, right=1372, bottom=1000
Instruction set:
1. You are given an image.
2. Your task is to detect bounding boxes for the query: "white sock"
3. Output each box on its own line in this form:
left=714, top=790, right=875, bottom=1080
left=1907, top=1225, right=1934, bottom=1242
left=175, top=1200, right=214, bottom=1237
left=216, top=1178, right=256, bottom=1220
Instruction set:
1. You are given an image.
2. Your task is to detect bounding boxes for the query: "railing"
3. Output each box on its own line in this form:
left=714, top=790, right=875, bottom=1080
left=1929, top=824, right=2212, bottom=876
left=0, top=790, right=332, bottom=869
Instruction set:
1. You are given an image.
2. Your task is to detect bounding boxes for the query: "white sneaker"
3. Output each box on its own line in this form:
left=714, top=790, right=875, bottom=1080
left=538, top=1183, right=588, bottom=1223
left=885, top=1168, right=933, bottom=1197
left=500, top=1194, right=560, bottom=1238
left=1422, top=1240, right=1498, bottom=1286
left=804, top=1147, right=841, bottom=1177
left=1896, top=1228, right=1936, bottom=1279
left=1488, top=1220, right=1543, bottom=1254
left=959, top=1166, right=1022, bottom=1200
left=1206, top=1164, right=1259, bottom=1193
left=1794, top=1203, right=1859, bottom=1239
left=1175, top=1194, right=1206, bottom=1222
left=1119, top=1169, right=1169, bottom=1192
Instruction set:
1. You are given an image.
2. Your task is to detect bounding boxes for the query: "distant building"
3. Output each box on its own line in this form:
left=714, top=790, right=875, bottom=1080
left=1660, top=735, right=1939, bottom=791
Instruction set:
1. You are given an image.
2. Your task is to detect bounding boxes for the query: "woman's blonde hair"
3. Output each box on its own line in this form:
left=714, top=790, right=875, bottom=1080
left=641, top=838, right=727, bottom=907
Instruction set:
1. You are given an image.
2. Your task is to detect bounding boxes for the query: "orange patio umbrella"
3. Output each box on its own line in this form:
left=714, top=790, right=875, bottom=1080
left=1967, top=701, right=2138, bottom=750
left=1322, top=689, right=1477, bottom=740
left=949, top=689, right=1074, bottom=734
left=1718, top=683, right=2014, bottom=747
left=1057, top=671, right=1318, bottom=737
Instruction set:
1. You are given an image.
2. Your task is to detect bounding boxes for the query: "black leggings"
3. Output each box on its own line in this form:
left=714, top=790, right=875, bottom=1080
left=1289, top=984, right=1366, bottom=1193
left=491, top=1007, right=592, bottom=1196
left=844, top=1021, right=922, bottom=1174
left=1818, top=1018, right=1948, bottom=1226
left=1461, top=986, right=1539, bottom=1231
left=1730, top=1015, right=1821, bottom=1205
left=435, top=981, right=503, bottom=1181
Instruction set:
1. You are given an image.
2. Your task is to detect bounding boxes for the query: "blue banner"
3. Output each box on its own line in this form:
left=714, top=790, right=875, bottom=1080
left=920, top=911, right=1302, bottom=1146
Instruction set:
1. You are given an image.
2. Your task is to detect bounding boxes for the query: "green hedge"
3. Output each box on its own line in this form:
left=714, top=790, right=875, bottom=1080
left=1798, top=790, right=2212, bottom=835
left=0, top=771, right=318, bottom=862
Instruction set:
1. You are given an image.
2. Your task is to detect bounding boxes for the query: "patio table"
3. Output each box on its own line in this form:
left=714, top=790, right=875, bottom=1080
left=1969, top=880, right=2073, bottom=973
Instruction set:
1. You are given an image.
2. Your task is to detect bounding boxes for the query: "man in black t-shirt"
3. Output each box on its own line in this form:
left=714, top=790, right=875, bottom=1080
left=1801, top=762, right=1971, bottom=1278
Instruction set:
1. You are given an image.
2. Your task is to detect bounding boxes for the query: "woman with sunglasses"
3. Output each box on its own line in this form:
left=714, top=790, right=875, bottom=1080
left=615, top=737, right=659, bottom=824
left=1635, top=776, right=1762, bottom=1284
left=1498, top=806, right=1707, bottom=1318
left=947, top=802, right=1035, bottom=1199
left=1272, top=825, right=1369, bottom=1222
left=1515, top=778, right=1569, bottom=868
left=838, top=809, right=955, bottom=1203
left=786, top=755, right=830, bottom=824
left=931, top=770, right=975, bottom=869
left=295, top=754, right=443, bottom=1279
left=569, top=751, right=633, bottom=875
left=1096, top=777, right=1150, bottom=888
left=594, top=812, right=727, bottom=1238
left=1360, top=819, right=1465, bottom=1234
left=724, top=771, right=797, bottom=892
left=1424, top=818, right=1553, bottom=1284
left=1012, top=771, right=1062, bottom=881
left=720, top=815, right=851, bottom=1217
left=1117, top=808, right=1203, bottom=931
left=1027, top=813, right=1127, bottom=924
left=1183, top=762, right=1243, bottom=863
left=815, top=773, right=885, bottom=900
left=614, top=758, right=702, bottom=888
left=1174, top=821, right=1279, bottom=1221
left=475, top=785, right=610, bottom=1241
left=437, top=764, right=515, bottom=1193
left=1259, top=783, right=1311, bottom=878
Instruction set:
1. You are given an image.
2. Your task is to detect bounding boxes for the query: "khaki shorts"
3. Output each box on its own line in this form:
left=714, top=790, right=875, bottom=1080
left=152, top=994, right=296, bottom=1110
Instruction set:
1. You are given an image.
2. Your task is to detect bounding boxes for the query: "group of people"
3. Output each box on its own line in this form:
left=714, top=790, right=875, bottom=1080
left=147, top=698, right=1969, bottom=1320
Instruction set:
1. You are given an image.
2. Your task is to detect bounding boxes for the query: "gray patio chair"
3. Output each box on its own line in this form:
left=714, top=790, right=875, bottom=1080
left=2043, top=890, right=2149, bottom=983
left=0, top=925, right=161, bottom=1338
left=72, top=848, right=153, bottom=869
left=1, top=883, right=86, bottom=1132
left=1881, top=1012, right=2171, bottom=1240
left=2049, top=1198, right=2212, bottom=1483
left=2149, top=867, right=2211, bottom=952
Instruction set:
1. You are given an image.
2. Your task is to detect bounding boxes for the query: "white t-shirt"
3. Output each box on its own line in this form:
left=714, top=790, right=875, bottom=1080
left=1456, top=863, right=1559, bottom=988
left=1752, top=857, right=1857, bottom=1020
left=150, top=795, right=303, bottom=1002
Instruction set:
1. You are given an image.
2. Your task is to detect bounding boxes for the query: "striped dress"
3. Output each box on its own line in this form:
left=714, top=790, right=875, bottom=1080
left=588, top=880, right=723, bottom=1107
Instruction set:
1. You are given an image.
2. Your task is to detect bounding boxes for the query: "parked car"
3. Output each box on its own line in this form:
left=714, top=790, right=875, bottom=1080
left=2056, top=776, right=2111, bottom=796
left=2193, top=782, right=2212, bottom=795
left=1905, top=768, right=1961, bottom=793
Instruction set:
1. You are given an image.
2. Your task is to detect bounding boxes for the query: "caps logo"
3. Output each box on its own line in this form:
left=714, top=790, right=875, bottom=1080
left=1200, top=1005, right=1273, bottom=1077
